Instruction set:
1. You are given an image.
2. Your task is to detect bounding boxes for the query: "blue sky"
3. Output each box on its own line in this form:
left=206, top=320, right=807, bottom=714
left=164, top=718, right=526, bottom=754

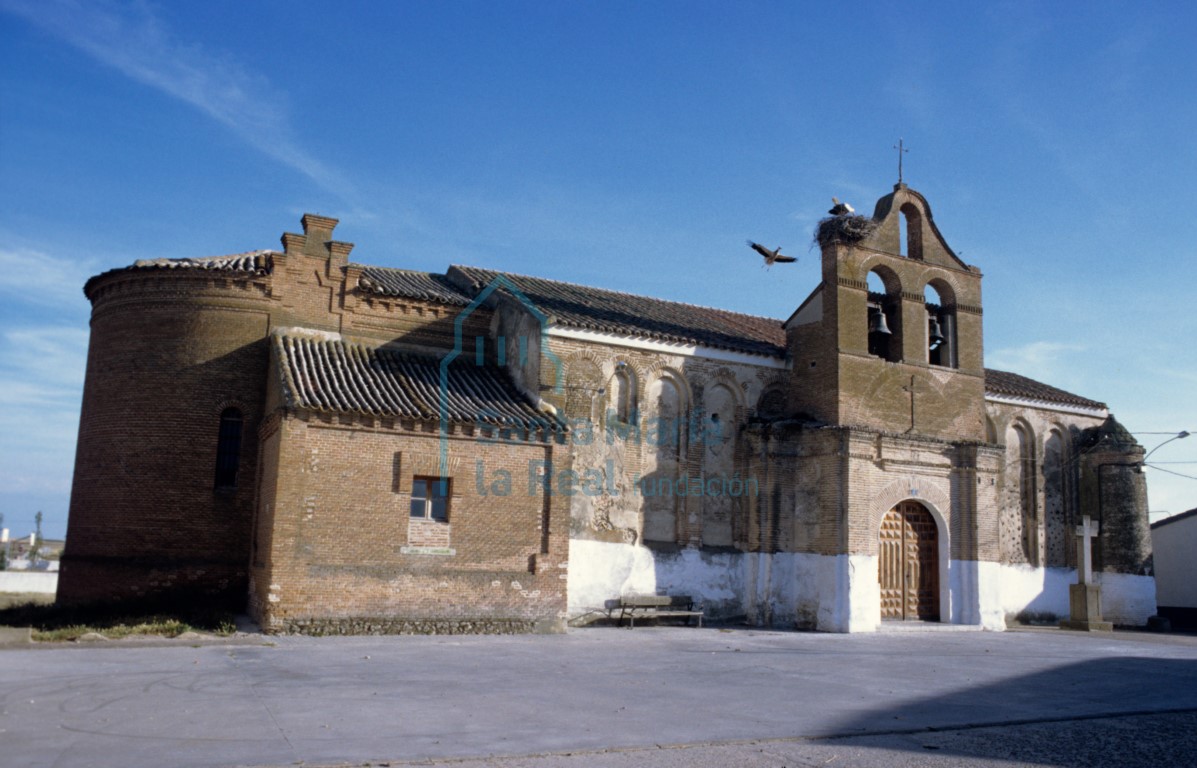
left=1, top=0, right=1194, bottom=540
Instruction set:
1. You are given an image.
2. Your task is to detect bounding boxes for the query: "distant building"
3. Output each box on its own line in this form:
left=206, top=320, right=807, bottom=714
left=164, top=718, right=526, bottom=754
left=59, top=185, right=1156, bottom=632
left=1151, top=508, right=1197, bottom=629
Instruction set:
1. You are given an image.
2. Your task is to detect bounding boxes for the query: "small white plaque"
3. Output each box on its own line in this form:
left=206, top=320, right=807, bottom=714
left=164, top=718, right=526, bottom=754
left=399, top=546, right=456, bottom=556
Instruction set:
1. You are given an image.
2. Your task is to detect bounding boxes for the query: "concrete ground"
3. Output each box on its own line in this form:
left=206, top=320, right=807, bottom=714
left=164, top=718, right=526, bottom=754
left=2, top=625, right=1196, bottom=768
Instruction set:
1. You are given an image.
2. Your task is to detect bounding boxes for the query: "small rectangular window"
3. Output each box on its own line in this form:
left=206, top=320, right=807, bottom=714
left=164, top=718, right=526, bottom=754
left=410, top=476, right=450, bottom=521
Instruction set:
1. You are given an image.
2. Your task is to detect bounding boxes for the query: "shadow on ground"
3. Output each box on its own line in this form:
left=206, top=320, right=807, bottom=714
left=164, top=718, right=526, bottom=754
left=826, top=656, right=1197, bottom=767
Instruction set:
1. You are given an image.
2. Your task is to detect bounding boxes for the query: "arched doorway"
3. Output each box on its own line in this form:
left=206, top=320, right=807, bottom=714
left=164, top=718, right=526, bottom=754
left=879, top=501, right=940, bottom=621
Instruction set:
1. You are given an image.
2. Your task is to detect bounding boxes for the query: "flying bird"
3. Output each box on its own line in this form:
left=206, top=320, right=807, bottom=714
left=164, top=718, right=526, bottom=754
left=747, top=240, right=797, bottom=267
left=829, top=197, right=855, bottom=216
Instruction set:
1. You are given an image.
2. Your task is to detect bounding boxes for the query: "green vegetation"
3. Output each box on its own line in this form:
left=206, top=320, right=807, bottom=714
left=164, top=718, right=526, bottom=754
left=0, top=594, right=237, bottom=642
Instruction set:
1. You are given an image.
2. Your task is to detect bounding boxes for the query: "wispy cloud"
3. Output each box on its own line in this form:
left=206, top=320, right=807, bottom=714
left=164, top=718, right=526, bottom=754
left=0, top=325, right=88, bottom=495
left=1, top=0, right=359, bottom=203
left=986, top=341, right=1086, bottom=384
left=0, top=245, right=98, bottom=309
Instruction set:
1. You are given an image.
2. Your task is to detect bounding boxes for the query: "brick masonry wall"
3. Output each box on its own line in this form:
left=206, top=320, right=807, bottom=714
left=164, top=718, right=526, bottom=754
left=63, top=215, right=498, bottom=609
left=249, top=413, right=568, bottom=632
left=1079, top=443, right=1152, bottom=575
left=542, top=335, right=785, bottom=553
left=59, top=275, right=273, bottom=605
left=985, top=400, right=1107, bottom=568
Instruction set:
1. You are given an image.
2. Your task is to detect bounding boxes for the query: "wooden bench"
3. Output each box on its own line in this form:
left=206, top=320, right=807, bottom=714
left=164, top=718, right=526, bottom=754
left=617, top=595, right=703, bottom=628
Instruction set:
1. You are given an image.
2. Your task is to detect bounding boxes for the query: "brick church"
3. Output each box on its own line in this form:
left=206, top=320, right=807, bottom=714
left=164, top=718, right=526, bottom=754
left=58, top=184, right=1157, bottom=632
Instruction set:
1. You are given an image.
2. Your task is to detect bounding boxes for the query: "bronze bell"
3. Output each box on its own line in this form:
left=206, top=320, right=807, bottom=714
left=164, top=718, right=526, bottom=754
left=928, top=317, right=945, bottom=348
left=870, top=307, right=892, bottom=335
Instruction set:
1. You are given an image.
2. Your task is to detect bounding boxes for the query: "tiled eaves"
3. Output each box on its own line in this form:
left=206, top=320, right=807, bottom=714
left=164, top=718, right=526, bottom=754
left=85, top=251, right=789, bottom=356
left=355, top=266, right=473, bottom=306
left=448, top=266, right=788, bottom=357
left=271, top=332, right=560, bottom=431
left=984, top=368, right=1107, bottom=410
left=83, top=250, right=276, bottom=296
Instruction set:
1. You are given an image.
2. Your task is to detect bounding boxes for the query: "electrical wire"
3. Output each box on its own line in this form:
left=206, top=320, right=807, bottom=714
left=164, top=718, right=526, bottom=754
left=1144, top=464, right=1197, bottom=481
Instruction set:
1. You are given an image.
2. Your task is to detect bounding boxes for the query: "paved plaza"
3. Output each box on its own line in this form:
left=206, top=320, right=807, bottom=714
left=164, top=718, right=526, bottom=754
left=3, top=625, right=1197, bottom=767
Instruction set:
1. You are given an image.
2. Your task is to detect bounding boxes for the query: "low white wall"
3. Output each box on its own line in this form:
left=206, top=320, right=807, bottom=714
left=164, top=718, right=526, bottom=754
left=948, top=560, right=1006, bottom=630
left=998, top=564, right=1156, bottom=626
left=1097, top=573, right=1156, bottom=625
left=567, top=542, right=877, bottom=630
left=5, top=559, right=59, bottom=572
left=567, top=539, right=746, bottom=618
left=568, top=542, right=1019, bottom=632
left=0, top=570, right=58, bottom=594
left=757, top=552, right=877, bottom=633
left=999, top=564, right=1072, bottom=621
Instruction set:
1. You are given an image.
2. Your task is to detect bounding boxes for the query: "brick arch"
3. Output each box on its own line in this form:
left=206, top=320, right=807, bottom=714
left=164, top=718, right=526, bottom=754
left=899, top=202, right=924, bottom=259
left=707, top=367, right=745, bottom=409
left=923, top=274, right=960, bottom=308
left=561, top=351, right=604, bottom=421
left=989, top=412, right=1036, bottom=450
left=1002, top=418, right=1038, bottom=566
left=754, top=382, right=787, bottom=418
left=869, top=476, right=952, bottom=623
left=562, top=348, right=605, bottom=372
left=1004, top=417, right=1036, bottom=455
left=739, top=370, right=786, bottom=419
left=1043, top=424, right=1072, bottom=567
left=213, top=398, right=254, bottom=420
left=984, top=414, right=999, bottom=444
left=605, top=360, right=639, bottom=424
left=641, top=363, right=692, bottom=409
left=643, top=368, right=692, bottom=454
left=868, top=476, right=951, bottom=535
left=618, top=357, right=653, bottom=409
left=1043, top=420, right=1074, bottom=454
left=858, top=260, right=904, bottom=294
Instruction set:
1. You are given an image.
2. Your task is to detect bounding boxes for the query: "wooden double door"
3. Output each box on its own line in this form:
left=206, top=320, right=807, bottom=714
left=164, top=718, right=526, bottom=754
left=879, top=501, right=940, bottom=621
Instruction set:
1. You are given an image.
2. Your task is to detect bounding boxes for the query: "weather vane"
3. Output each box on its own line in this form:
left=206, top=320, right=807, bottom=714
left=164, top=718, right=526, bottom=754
left=894, top=138, right=909, bottom=184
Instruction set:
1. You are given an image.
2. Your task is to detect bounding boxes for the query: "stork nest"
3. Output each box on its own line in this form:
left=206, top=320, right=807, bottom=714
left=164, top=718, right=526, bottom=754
left=814, top=215, right=878, bottom=247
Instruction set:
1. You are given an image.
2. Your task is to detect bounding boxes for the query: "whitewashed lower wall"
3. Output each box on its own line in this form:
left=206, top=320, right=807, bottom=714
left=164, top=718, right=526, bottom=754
left=1096, top=573, right=1156, bottom=625
left=948, top=560, right=1006, bottom=630
left=570, top=542, right=966, bottom=632
left=567, top=540, right=746, bottom=618
left=750, top=552, right=878, bottom=632
left=568, top=541, right=1028, bottom=631
left=0, top=571, right=58, bottom=594
left=999, top=564, right=1072, bottom=621
left=998, top=564, right=1156, bottom=626
left=567, top=542, right=876, bottom=631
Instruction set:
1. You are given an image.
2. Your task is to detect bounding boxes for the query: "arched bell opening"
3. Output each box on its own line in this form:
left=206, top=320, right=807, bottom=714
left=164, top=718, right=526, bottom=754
left=923, top=280, right=958, bottom=369
left=866, top=268, right=902, bottom=362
